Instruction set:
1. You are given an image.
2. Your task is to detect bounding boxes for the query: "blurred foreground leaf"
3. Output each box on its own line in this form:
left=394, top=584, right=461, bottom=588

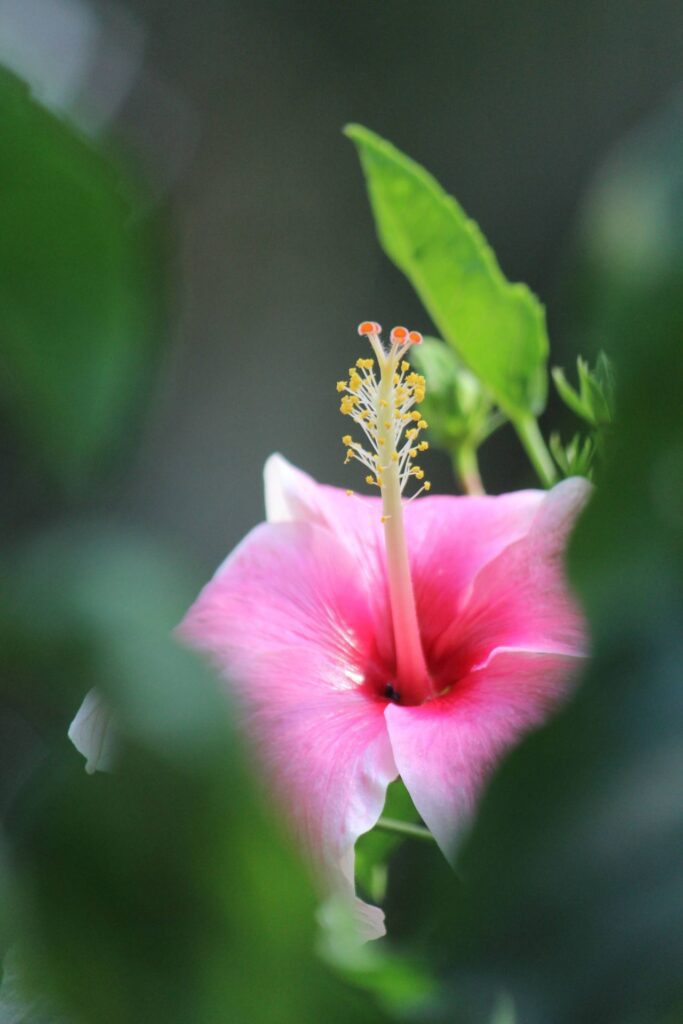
left=3, top=527, right=225, bottom=758
left=0, top=66, right=165, bottom=495
left=2, top=528, right=390, bottom=1024
left=345, top=125, right=549, bottom=427
left=403, top=103, right=683, bottom=1023
left=0, top=947, right=66, bottom=1024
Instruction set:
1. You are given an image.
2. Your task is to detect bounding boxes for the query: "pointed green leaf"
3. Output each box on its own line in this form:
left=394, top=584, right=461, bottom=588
left=345, top=124, right=549, bottom=419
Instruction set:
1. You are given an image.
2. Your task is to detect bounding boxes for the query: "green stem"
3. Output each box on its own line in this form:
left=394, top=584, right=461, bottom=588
left=375, top=817, right=437, bottom=843
left=452, top=444, right=485, bottom=495
left=514, top=414, right=557, bottom=488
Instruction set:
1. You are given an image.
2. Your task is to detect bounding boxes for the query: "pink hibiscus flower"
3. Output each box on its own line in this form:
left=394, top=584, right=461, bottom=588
left=179, top=323, right=590, bottom=939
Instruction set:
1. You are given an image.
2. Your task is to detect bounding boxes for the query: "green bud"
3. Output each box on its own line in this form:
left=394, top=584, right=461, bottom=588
left=411, top=337, right=505, bottom=451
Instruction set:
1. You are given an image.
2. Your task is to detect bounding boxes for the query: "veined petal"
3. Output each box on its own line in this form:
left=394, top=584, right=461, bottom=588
left=403, top=489, right=545, bottom=664
left=265, top=454, right=543, bottom=592
left=433, top=476, right=592, bottom=667
left=264, top=454, right=547, bottom=667
left=385, top=648, right=583, bottom=859
left=178, top=520, right=397, bottom=936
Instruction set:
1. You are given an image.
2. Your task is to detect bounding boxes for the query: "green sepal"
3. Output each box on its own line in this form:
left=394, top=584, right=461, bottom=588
left=549, top=431, right=596, bottom=479
left=552, top=352, right=616, bottom=428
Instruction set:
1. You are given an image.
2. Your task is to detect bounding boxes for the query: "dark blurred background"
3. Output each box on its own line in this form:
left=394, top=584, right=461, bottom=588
left=3, top=0, right=682, bottom=570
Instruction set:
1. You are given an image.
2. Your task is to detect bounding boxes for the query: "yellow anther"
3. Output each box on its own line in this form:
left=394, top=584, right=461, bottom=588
left=340, top=395, right=359, bottom=414
left=424, top=481, right=431, bottom=492
left=346, top=489, right=354, bottom=496
left=418, top=441, right=429, bottom=451
left=418, top=419, right=428, bottom=429
left=338, top=323, right=429, bottom=502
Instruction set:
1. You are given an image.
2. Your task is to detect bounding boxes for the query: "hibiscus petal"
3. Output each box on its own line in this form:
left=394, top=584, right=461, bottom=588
left=434, top=476, right=592, bottom=666
left=263, top=454, right=547, bottom=666
left=265, top=454, right=543, bottom=596
left=265, top=453, right=381, bottom=537
left=68, top=688, right=117, bottom=774
left=385, top=648, right=583, bottom=859
left=179, top=520, right=397, bottom=937
left=403, top=488, right=546, bottom=665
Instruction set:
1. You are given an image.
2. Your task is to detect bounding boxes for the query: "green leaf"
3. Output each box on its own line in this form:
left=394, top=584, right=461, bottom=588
left=0, top=68, right=165, bottom=496
left=345, top=124, right=549, bottom=420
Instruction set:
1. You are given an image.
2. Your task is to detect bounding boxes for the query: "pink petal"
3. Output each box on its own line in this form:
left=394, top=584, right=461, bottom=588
left=264, top=454, right=548, bottom=667
left=265, top=455, right=542, bottom=583
left=403, top=489, right=546, bottom=671
left=439, top=477, right=592, bottom=666
left=178, top=520, right=397, bottom=937
left=385, top=648, right=584, bottom=859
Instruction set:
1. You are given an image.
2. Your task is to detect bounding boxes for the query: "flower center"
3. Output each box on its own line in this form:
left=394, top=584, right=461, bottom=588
left=338, top=321, right=436, bottom=704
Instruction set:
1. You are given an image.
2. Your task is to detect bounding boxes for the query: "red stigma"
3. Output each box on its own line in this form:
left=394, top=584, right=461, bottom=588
left=408, top=330, right=423, bottom=345
left=358, top=321, right=381, bottom=336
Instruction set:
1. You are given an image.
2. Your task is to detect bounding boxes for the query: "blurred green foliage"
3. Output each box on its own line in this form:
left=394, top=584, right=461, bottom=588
left=0, top=67, right=165, bottom=497
left=376, top=95, right=683, bottom=1024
